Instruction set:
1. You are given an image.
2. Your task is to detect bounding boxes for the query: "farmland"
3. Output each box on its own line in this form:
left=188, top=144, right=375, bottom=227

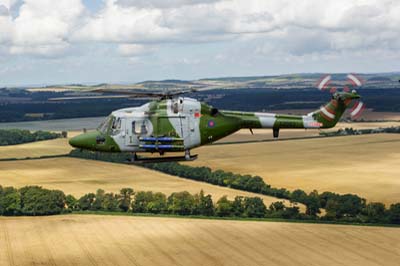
left=0, top=138, right=71, bottom=159
left=0, top=215, right=399, bottom=266
left=217, top=120, right=400, bottom=143
left=0, top=157, right=294, bottom=208
left=190, top=134, right=400, bottom=205
left=1, top=120, right=400, bottom=205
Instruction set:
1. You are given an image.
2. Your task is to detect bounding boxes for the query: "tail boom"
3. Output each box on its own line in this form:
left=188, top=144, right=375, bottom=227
left=222, top=91, right=360, bottom=131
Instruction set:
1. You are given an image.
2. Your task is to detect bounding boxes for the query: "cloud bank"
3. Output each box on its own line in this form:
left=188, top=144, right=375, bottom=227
left=1, top=0, right=400, bottom=84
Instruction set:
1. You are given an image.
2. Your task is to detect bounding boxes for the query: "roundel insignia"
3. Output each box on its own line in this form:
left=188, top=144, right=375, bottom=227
left=207, top=120, right=215, bottom=128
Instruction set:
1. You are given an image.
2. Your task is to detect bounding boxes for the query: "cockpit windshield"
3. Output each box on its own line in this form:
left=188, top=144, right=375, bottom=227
left=97, top=116, right=112, bottom=134
left=98, top=115, right=123, bottom=135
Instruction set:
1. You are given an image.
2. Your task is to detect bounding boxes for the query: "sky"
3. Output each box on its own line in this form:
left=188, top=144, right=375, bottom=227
left=0, top=0, right=400, bottom=86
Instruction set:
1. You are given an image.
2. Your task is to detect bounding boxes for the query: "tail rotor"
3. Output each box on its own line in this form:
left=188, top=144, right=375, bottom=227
left=346, top=74, right=365, bottom=119
left=315, top=73, right=366, bottom=120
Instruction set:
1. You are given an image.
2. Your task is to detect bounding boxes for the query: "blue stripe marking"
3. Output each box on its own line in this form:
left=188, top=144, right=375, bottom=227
left=140, top=137, right=180, bottom=142
left=140, top=144, right=178, bottom=149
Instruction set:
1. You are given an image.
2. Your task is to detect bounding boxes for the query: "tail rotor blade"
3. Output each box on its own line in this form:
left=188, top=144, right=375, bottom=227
left=347, top=74, right=364, bottom=87
left=316, top=74, right=332, bottom=90
left=350, top=101, right=365, bottom=119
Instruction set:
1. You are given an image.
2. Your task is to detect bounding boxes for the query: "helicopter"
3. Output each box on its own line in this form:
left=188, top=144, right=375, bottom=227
left=67, top=74, right=365, bottom=163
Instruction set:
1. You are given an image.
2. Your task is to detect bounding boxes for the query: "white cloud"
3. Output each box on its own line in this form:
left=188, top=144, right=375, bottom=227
left=73, top=1, right=176, bottom=43
left=0, top=0, right=84, bottom=55
left=116, top=0, right=221, bottom=9
left=73, top=0, right=400, bottom=55
left=1, top=0, right=400, bottom=82
left=117, top=43, right=156, bottom=56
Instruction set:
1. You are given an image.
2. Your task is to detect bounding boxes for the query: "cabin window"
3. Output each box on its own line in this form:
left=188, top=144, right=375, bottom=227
left=132, top=120, right=150, bottom=135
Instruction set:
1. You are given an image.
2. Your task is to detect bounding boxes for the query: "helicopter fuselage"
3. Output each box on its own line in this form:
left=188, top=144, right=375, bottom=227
left=69, top=92, right=360, bottom=158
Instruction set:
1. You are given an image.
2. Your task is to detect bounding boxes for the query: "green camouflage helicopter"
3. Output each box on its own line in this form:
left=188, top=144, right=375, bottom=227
left=68, top=74, right=365, bottom=162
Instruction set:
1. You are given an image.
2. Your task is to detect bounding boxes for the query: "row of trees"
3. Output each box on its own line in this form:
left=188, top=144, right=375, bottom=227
left=0, top=186, right=66, bottom=216
left=145, top=163, right=400, bottom=224
left=70, top=189, right=300, bottom=219
left=69, top=150, right=400, bottom=224
left=0, top=185, right=301, bottom=219
left=320, top=126, right=400, bottom=137
left=0, top=129, right=63, bottom=146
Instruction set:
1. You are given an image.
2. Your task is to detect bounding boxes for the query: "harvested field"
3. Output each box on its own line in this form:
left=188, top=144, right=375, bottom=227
left=190, top=134, right=400, bottom=205
left=0, top=215, right=399, bottom=266
left=0, top=157, right=295, bottom=208
left=0, top=138, right=71, bottom=159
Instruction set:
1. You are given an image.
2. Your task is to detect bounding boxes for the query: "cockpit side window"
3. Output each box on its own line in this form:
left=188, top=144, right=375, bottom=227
left=111, top=117, right=122, bottom=136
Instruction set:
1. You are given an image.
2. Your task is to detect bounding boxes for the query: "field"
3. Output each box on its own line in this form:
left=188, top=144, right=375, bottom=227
left=0, top=138, right=71, bottom=159
left=1, top=120, right=400, bottom=205
left=218, top=121, right=400, bottom=143
left=0, top=157, right=295, bottom=208
left=189, top=134, right=400, bottom=205
left=0, top=215, right=399, bottom=266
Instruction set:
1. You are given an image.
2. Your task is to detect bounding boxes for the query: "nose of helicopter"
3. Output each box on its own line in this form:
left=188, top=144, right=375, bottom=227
left=69, top=132, right=97, bottom=149
left=69, top=131, right=120, bottom=152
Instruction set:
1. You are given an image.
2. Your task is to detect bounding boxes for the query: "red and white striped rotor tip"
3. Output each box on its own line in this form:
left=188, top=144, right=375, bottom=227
left=316, top=75, right=332, bottom=90
left=350, top=101, right=365, bottom=119
left=347, top=74, right=364, bottom=87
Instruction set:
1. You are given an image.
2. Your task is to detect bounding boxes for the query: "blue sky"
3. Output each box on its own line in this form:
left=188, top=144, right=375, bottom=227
left=0, top=0, right=400, bottom=86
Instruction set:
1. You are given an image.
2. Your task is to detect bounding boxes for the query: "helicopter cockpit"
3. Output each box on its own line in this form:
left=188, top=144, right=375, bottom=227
left=97, top=109, right=154, bottom=148
left=96, top=115, right=122, bottom=137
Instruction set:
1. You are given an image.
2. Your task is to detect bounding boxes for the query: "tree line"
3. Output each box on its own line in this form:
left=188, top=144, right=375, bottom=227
left=0, top=185, right=302, bottom=219
left=320, top=126, right=400, bottom=137
left=145, top=162, right=400, bottom=224
left=0, top=129, right=64, bottom=146
left=68, top=150, right=400, bottom=225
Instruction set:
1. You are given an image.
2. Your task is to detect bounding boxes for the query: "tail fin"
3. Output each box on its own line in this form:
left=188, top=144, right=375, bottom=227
left=310, top=91, right=361, bottom=128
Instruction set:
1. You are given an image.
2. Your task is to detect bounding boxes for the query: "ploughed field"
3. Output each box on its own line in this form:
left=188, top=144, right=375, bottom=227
left=0, top=157, right=295, bottom=208
left=0, top=215, right=399, bottom=266
left=190, top=134, right=400, bottom=205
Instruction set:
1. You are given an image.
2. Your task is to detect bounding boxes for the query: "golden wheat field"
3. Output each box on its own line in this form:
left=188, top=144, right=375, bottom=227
left=0, top=157, right=297, bottom=208
left=0, top=138, right=72, bottom=159
left=0, top=215, right=399, bottom=266
left=190, top=134, right=400, bottom=205
left=217, top=121, right=400, bottom=143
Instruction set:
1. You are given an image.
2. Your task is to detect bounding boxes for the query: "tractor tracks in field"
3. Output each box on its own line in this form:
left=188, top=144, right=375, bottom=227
left=97, top=219, right=142, bottom=266
left=0, top=221, right=15, bottom=266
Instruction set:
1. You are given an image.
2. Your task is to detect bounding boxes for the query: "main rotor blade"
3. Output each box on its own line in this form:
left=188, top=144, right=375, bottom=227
left=48, top=95, right=132, bottom=101
left=92, top=88, right=197, bottom=98
left=91, top=88, right=167, bottom=97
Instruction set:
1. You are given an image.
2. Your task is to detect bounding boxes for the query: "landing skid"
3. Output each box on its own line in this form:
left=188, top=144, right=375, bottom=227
left=127, top=154, right=198, bottom=164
